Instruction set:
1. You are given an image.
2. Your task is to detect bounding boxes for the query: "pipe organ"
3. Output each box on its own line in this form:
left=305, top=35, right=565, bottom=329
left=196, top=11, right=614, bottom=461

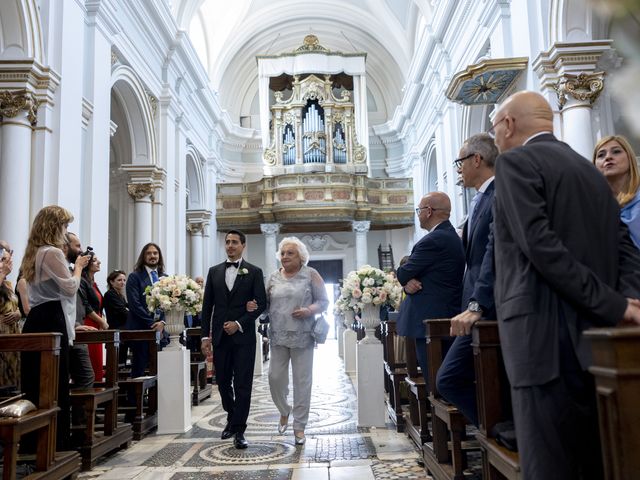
left=258, top=35, right=369, bottom=175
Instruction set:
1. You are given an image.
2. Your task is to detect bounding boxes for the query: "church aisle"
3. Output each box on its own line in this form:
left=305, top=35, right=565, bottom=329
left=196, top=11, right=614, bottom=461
left=78, top=339, right=429, bottom=479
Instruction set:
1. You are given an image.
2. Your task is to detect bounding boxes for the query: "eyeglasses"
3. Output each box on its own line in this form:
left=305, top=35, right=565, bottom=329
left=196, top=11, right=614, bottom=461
left=453, top=153, right=476, bottom=170
left=487, top=116, right=507, bottom=138
left=415, top=206, right=447, bottom=215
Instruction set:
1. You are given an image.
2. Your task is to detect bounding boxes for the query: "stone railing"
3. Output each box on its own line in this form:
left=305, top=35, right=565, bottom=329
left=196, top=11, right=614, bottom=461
left=216, top=173, right=414, bottom=232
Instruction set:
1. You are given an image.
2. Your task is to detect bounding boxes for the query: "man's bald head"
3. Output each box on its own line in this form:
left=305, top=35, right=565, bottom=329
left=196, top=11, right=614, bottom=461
left=417, top=191, right=451, bottom=231
left=493, top=91, right=554, bottom=153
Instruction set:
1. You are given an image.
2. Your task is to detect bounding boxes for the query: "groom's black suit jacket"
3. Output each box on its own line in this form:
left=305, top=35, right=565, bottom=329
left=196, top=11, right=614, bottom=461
left=200, top=260, right=267, bottom=347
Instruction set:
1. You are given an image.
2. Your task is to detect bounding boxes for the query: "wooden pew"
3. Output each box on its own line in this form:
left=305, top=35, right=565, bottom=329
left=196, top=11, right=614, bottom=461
left=185, top=327, right=212, bottom=405
left=585, top=326, right=640, bottom=480
left=403, top=336, right=430, bottom=447
left=423, top=319, right=473, bottom=480
left=0, top=333, right=81, bottom=480
left=382, top=312, right=406, bottom=432
left=471, top=321, right=520, bottom=480
left=117, top=330, right=159, bottom=440
left=70, top=330, right=132, bottom=470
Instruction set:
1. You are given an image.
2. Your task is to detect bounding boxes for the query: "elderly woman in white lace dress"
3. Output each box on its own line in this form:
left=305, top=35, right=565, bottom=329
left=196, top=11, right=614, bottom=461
left=249, top=237, right=328, bottom=445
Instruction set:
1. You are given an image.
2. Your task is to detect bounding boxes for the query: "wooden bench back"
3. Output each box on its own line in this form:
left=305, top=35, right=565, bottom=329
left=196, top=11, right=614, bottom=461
left=74, top=330, right=120, bottom=387
left=119, top=330, right=160, bottom=375
left=425, top=318, right=451, bottom=397
left=0, top=333, right=61, bottom=409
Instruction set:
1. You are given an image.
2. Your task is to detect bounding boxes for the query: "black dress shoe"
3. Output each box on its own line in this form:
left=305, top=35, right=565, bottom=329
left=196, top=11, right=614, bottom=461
left=234, top=432, right=248, bottom=449
left=221, top=424, right=234, bottom=440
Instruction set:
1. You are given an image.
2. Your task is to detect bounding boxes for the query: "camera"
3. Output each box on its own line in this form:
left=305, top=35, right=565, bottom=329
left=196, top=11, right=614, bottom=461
left=82, top=246, right=94, bottom=260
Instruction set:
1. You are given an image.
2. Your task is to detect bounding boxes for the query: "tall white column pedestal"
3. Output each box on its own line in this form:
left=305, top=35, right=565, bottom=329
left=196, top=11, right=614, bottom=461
left=158, top=348, right=192, bottom=434
left=356, top=341, right=386, bottom=427
left=337, top=322, right=345, bottom=359
left=343, top=329, right=357, bottom=373
left=254, top=328, right=264, bottom=376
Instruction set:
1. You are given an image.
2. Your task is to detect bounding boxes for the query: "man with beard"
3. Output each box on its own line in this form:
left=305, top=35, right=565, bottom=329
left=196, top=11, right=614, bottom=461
left=125, top=243, right=166, bottom=377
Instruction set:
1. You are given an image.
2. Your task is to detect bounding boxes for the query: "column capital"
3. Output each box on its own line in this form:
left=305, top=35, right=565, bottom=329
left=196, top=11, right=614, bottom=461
left=0, top=90, right=38, bottom=125
left=554, top=72, right=605, bottom=109
left=352, top=220, right=371, bottom=233
left=186, top=222, right=204, bottom=234
left=533, top=40, right=612, bottom=99
left=127, top=182, right=154, bottom=201
left=260, top=223, right=281, bottom=236
left=121, top=164, right=166, bottom=191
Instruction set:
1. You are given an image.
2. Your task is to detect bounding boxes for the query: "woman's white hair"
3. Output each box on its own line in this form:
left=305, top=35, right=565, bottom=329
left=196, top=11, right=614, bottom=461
left=276, top=236, right=310, bottom=265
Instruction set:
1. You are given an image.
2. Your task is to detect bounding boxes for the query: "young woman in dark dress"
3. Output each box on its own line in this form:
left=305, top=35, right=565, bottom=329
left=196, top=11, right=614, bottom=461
left=103, top=269, right=129, bottom=364
left=19, top=206, right=90, bottom=451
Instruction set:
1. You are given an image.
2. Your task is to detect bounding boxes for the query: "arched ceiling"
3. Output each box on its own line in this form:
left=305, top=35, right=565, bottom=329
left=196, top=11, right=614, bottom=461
left=172, top=0, right=428, bottom=128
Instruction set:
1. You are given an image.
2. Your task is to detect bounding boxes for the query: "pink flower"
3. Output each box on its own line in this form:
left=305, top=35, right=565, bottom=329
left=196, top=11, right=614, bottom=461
left=352, top=288, right=362, bottom=299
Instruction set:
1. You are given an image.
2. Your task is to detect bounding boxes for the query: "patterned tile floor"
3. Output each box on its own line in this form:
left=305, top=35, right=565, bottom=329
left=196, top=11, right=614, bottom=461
left=78, top=340, right=433, bottom=480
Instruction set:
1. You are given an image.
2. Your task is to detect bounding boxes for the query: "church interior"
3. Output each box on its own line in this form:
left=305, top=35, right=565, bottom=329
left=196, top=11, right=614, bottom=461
left=1, top=0, right=639, bottom=478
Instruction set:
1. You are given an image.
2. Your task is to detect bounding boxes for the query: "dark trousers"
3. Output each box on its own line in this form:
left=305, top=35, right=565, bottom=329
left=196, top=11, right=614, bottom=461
left=512, top=321, right=603, bottom=480
left=214, top=333, right=256, bottom=433
left=21, top=301, right=70, bottom=451
left=130, top=341, right=149, bottom=378
left=69, top=343, right=94, bottom=425
left=436, top=334, right=478, bottom=425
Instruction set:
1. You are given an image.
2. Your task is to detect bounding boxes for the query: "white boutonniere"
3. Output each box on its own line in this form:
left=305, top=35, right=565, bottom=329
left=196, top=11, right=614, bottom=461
left=237, top=268, right=249, bottom=276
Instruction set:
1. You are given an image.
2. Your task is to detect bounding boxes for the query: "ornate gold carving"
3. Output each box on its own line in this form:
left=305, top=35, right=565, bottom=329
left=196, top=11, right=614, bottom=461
left=554, top=72, right=605, bottom=108
left=0, top=90, right=38, bottom=125
left=127, top=183, right=154, bottom=201
left=294, top=35, right=329, bottom=53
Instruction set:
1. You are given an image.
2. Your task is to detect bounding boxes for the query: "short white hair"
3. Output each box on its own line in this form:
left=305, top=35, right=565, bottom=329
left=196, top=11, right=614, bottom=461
left=276, top=237, right=310, bottom=265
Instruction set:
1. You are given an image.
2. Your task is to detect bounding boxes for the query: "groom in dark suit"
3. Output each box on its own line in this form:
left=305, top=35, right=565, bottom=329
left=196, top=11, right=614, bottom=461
left=201, top=230, right=266, bottom=449
left=490, top=91, right=640, bottom=479
left=437, top=133, right=497, bottom=426
left=396, top=192, right=465, bottom=381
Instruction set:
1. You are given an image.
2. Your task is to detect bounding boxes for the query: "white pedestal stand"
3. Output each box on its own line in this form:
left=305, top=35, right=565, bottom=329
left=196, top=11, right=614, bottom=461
left=356, top=341, right=386, bottom=427
left=337, top=322, right=345, bottom=359
left=343, top=328, right=357, bottom=373
left=254, top=325, right=264, bottom=376
left=157, top=347, right=192, bottom=434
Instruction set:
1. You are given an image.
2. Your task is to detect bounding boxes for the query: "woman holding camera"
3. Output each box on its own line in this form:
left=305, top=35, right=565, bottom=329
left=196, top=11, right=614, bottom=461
left=80, top=255, right=108, bottom=381
left=20, top=205, right=90, bottom=450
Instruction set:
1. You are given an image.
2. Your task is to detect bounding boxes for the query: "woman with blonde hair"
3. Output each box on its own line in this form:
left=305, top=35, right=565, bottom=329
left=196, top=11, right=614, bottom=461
left=20, top=205, right=90, bottom=450
left=593, top=135, right=640, bottom=247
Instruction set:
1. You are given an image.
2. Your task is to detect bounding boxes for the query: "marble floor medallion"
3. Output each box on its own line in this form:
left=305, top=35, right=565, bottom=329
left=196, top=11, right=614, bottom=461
left=190, top=440, right=298, bottom=466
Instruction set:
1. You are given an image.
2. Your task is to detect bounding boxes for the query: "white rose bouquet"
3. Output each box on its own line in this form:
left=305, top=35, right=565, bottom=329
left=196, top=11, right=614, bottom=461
left=337, top=265, right=403, bottom=312
left=145, top=274, right=204, bottom=315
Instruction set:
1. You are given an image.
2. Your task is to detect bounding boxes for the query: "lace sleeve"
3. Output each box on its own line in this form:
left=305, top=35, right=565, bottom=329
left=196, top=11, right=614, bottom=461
left=309, top=268, right=329, bottom=313
left=38, top=247, right=80, bottom=296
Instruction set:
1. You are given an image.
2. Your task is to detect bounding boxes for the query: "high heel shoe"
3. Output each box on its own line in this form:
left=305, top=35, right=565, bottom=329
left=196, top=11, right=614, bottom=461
left=277, top=415, right=289, bottom=434
left=294, top=430, right=306, bottom=445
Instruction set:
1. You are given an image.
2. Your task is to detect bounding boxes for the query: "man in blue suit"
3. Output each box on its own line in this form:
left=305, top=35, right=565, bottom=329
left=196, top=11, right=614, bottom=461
left=437, top=134, right=497, bottom=426
left=396, top=191, right=465, bottom=381
left=125, top=242, right=166, bottom=377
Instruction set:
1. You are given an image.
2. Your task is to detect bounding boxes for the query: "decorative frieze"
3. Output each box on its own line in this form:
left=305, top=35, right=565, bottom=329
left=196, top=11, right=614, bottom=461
left=0, top=90, right=38, bottom=125
left=554, top=72, right=605, bottom=109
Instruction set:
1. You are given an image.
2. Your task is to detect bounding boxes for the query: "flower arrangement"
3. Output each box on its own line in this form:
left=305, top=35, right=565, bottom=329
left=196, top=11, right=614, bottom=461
left=336, top=265, right=403, bottom=313
left=145, top=274, right=204, bottom=315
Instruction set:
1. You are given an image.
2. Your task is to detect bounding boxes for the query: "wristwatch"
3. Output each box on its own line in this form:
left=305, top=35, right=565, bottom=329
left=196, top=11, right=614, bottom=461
left=468, top=301, right=482, bottom=314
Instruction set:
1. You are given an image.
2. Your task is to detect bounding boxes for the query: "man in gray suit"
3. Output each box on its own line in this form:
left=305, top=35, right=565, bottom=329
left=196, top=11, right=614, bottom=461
left=490, top=91, right=640, bottom=479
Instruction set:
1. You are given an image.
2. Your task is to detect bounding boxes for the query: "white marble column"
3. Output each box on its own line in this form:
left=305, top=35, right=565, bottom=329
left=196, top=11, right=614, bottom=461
left=260, top=223, right=281, bottom=276
left=352, top=220, right=370, bottom=269
left=555, top=72, right=604, bottom=159
left=188, top=222, right=204, bottom=278
left=127, top=183, right=154, bottom=254
left=0, top=91, right=37, bottom=271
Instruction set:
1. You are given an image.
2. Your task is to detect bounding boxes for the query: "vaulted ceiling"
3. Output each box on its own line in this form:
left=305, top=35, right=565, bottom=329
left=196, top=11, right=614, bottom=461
left=171, top=0, right=431, bottom=130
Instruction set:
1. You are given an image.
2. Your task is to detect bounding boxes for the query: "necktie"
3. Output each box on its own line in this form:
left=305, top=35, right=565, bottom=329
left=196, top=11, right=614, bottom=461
left=468, top=191, right=483, bottom=238
left=186, top=314, right=193, bottom=328
left=226, top=261, right=239, bottom=269
left=150, top=270, right=159, bottom=284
